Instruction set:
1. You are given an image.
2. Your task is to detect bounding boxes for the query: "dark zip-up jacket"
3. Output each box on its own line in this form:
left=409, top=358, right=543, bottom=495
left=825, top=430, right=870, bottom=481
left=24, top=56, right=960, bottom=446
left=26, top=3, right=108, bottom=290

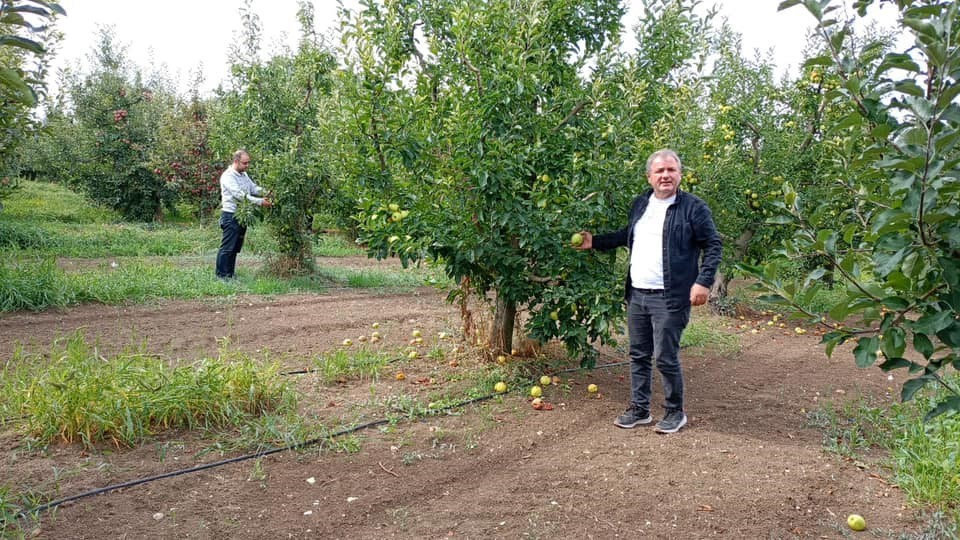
left=592, top=189, right=722, bottom=311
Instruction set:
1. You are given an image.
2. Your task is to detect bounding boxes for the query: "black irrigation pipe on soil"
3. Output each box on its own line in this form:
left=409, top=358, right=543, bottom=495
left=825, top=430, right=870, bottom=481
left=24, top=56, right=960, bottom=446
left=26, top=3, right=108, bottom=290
left=7, top=356, right=639, bottom=524
left=8, top=394, right=492, bottom=524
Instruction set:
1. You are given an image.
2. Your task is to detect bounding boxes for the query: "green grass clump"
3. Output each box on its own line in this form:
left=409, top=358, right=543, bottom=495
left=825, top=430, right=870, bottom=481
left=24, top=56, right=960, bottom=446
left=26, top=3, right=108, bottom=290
left=2, top=334, right=296, bottom=448
left=0, top=257, right=72, bottom=311
left=316, top=265, right=447, bottom=290
left=2, top=180, right=117, bottom=224
left=681, top=318, right=740, bottom=355
left=809, top=381, right=960, bottom=528
left=312, top=348, right=394, bottom=384
left=313, top=233, right=365, bottom=257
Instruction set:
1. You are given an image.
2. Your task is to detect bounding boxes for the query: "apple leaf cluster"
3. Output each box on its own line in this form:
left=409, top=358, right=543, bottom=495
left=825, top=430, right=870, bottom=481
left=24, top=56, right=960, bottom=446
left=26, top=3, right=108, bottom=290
left=746, top=0, right=960, bottom=419
left=0, top=0, right=63, bottom=180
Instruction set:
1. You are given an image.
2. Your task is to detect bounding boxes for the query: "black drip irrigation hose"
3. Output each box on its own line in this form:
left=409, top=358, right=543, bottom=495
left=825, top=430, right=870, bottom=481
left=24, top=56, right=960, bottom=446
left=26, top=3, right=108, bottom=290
left=6, top=356, right=639, bottom=525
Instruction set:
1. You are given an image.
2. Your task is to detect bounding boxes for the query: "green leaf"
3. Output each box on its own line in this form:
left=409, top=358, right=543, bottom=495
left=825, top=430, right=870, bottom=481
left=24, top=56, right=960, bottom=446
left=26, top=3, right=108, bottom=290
left=802, top=55, right=833, bottom=67
left=881, top=328, right=906, bottom=358
left=876, top=52, right=921, bottom=74
left=901, top=375, right=933, bottom=402
left=0, top=35, right=45, bottom=54
left=912, top=310, right=954, bottom=334
left=877, top=357, right=914, bottom=371
left=913, top=333, right=934, bottom=360
left=924, top=396, right=960, bottom=422
left=853, top=336, right=880, bottom=368
left=936, top=321, right=960, bottom=349
left=0, top=67, right=36, bottom=106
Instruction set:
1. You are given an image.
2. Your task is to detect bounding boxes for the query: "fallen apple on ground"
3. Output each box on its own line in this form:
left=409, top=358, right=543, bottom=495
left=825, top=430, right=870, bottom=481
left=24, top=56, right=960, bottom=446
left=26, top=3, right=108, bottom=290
left=847, top=514, right=866, bottom=531
left=494, top=381, right=507, bottom=393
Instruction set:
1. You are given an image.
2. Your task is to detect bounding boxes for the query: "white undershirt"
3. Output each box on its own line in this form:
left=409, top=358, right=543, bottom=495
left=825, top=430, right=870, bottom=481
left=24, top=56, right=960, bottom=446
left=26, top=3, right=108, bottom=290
left=629, top=194, right=675, bottom=289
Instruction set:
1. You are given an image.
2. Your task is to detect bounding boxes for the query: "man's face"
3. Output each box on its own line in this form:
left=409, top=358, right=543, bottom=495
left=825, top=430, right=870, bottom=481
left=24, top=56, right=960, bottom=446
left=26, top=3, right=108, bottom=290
left=647, top=155, right=681, bottom=199
left=235, top=154, right=251, bottom=173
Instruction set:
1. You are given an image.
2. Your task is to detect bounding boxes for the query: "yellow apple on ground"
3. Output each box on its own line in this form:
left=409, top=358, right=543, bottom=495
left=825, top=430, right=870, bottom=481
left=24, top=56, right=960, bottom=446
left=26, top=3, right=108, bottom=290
left=407, top=351, right=418, bottom=359
left=395, top=372, right=406, bottom=381
left=494, top=381, right=507, bottom=393
left=587, top=383, right=598, bottom=393
left=530, top=386, right=543, bottom=398
left=531, top=397, right=544, bottom=410
left=847, top=514, right=866, bottom=531
left=540, top=375, right=551, bottom=386
left=342, top=338, right=353, bottom=346
left=412, top=330, right=422, bottom=338
left=496, top=355, right=507, bottom=365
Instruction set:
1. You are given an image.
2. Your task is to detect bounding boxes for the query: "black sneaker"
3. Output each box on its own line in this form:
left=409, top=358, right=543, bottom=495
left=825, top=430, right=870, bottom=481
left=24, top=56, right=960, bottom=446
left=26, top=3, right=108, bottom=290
left=613, top=405, right=652, bottom=428
left=654, top=410, right=687, bottom=433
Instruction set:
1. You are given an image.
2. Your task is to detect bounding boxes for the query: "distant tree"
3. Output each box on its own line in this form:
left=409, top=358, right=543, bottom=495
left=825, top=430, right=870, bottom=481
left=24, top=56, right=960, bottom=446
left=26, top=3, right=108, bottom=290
left=69, top=28, right=177, bottom=221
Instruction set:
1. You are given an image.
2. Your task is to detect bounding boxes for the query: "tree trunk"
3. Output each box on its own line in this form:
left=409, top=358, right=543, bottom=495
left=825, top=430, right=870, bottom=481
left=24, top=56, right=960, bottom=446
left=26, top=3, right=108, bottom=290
left=489, top=293, right=516, bottom=354
left=709, top=227, right=754, bottom=313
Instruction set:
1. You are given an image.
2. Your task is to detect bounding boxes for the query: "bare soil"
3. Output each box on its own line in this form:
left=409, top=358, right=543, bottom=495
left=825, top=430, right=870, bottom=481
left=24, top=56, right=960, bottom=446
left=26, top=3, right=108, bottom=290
left=0, top=257, right=925, bottom=539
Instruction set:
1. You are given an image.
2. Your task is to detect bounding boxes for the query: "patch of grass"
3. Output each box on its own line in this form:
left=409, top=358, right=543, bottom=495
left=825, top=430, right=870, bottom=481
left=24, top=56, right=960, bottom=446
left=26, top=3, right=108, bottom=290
left=808, top=379, right=960, bottom=527
left=313, top=233, right=364, bottom=257
left=2, top=333, right=296, bottom=448
left=0, top=258, right=337, bottom=312
left=316, top=265, right=446, bottom=290
left=0, top=257, right=72, bottom=311
left=0, top=485, right=46, bottom=538
left=311, top=348, right=394, bottom=384
left=2, top=180, right=116, bottom=224
left=681, top=318, right=740, bottom=356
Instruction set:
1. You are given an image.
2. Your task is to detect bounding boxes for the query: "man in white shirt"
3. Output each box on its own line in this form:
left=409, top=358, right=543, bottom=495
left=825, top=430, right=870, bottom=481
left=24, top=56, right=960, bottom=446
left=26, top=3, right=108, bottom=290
left=215, top=150, right=271, bottom=279
left=574, top=149, right=722, bottom=433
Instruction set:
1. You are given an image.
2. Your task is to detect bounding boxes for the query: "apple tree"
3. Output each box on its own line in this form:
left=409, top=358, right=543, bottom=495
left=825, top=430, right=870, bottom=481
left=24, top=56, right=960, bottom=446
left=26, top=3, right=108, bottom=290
left=343, top=0, right=710, bottom=363
left=153, top=82, right=224, bottom=221
left=69, top=29, right=177, bottom=221
left=211, top=1, right=336, bottom=273
left=747, top=0, right=960, bottom=418
left=0, top=0, right=63, bottom=184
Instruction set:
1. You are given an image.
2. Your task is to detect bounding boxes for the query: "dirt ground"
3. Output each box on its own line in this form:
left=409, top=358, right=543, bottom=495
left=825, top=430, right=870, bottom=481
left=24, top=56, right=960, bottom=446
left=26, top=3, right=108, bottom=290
left=0, top=257, right=928, bottom=539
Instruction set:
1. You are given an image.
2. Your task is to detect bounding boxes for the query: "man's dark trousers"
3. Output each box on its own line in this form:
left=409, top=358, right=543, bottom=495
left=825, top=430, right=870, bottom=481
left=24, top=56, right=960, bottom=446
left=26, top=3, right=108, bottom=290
left=627, top=288, right=690, bottom=412
left=216, top=211, right=246, bottom=278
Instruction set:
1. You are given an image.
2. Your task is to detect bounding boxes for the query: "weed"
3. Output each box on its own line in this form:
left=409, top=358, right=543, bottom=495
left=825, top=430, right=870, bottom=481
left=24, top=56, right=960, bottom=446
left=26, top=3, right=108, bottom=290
left=5, top=333, right=296, bottom=448
left=681, top=318, right=740, bottom=356
left=312, top=348, right=391, bottom=384
left=810, top=377, right=960, bottom=524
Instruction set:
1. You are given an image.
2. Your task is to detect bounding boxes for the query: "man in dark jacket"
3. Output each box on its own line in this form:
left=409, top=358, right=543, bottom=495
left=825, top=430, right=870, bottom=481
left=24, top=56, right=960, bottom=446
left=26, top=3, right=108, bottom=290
left=575, top=149, right=722, bottom=433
